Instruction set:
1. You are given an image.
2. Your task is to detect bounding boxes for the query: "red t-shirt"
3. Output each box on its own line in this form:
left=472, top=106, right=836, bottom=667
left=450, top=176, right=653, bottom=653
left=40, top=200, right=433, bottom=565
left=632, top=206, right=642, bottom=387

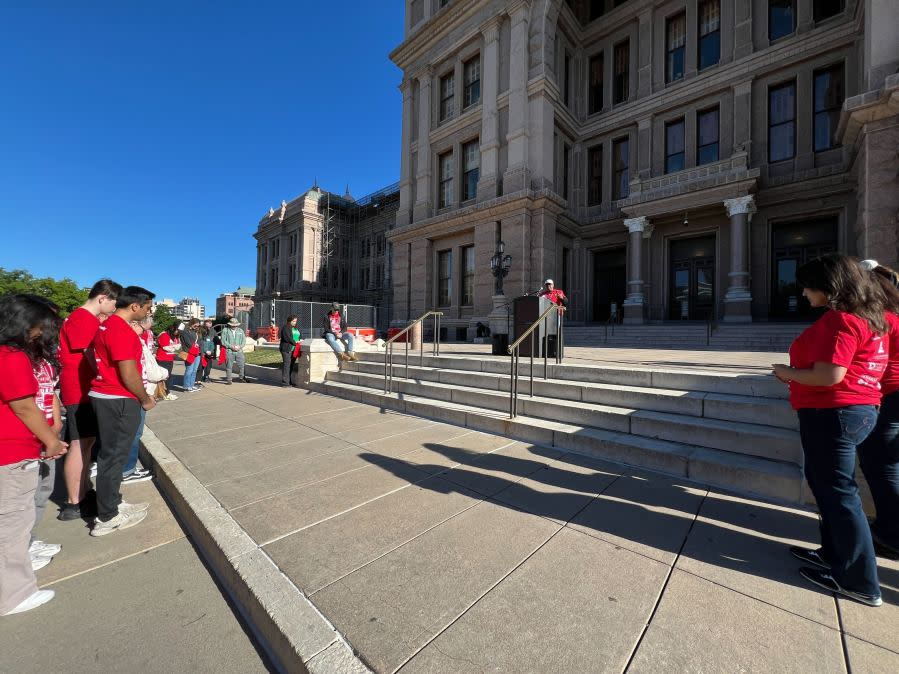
left=155, top=332, right=178, bottom=362
left=91, top=315, right=143, bottom=399
left=788, top=309, right=889, bottom=409
left=881, top=313, right=899, bottom=395
left=58, top=306, right=101, bottom=406
left=0, top=347, right=44, bottom=464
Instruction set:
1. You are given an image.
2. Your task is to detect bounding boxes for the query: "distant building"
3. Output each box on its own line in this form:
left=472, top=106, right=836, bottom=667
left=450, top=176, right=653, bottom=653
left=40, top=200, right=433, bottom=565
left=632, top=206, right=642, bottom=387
left=216, top=286, right=256, bottom=318
left=154, top=298, right=177, bottom=309
left=253, top=183, right=399, bottom=331
left=175, top=297, right=206, bottom=320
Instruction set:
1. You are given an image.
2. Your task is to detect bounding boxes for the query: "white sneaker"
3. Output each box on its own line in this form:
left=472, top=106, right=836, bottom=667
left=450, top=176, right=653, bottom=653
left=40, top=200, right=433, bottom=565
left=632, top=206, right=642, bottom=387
left=30, top=552, right=52, bottom=571
left=29, top=540, right=61, bottom=557
left=119, top=501, right=149, bottom=513
left=91, top=507, right=149, bottom=537
left=164, top=393, right=179, bottom=401
left=89, top=462, right=98, bottom=479
left=3, top=590, right=55, bottom=615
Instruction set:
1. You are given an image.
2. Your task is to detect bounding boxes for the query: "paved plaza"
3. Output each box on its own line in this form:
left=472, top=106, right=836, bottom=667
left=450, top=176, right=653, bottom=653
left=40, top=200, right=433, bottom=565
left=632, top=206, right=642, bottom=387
left=135, top=359, right=896, bottom=673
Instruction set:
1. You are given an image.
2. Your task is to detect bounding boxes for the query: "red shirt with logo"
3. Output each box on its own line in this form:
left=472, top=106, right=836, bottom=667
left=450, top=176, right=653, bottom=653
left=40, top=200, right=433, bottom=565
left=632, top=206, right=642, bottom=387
left=540, top=288, right=567, bottom=306
left=91, top=315, right=143, bottom=399
left=155, top=332, right=177, bottom=362
left=58, top=307, right=101, bottom=406
left=0, top=347, right=49, bottom=464
left=881, top=312, right=899, bottom=395
left=788, top=309, right=889, bottom=409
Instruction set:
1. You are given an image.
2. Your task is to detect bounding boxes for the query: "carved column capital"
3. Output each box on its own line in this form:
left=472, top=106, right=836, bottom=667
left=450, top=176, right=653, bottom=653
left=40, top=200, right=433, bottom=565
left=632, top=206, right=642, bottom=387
left=724, top=195, right=756, bottom=217
left=624, top=216, right=649, bottom=234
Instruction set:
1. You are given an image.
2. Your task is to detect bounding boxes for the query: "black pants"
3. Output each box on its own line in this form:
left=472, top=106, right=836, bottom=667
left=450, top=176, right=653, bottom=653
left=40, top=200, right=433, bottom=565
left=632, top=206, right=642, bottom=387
left=201, top=358, right=213, bottom=381
left=280, top=346, right=297, bottom=385
left=92, top=397, right=142, bottom=521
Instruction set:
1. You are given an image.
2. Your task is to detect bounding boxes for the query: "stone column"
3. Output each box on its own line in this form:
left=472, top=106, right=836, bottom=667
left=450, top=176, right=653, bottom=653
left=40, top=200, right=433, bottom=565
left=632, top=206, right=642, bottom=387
left=413, top=67, right=433, bottom=221
left=623, top=217, right=648, bottom=324
left=723, top=196, right=756, bottom=322
left=503, top=0, right=531, bottom=194
left=478, top=17, right=502, bottom=202
left=397, top=78, right=414, bottom=226
left=733, top=1, right=753, bottom=60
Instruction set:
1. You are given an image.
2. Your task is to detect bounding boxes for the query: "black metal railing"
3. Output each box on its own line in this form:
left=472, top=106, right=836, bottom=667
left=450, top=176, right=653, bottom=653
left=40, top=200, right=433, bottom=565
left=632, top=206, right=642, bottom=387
left=384, top=310, right=443, bottom=393
left=508, top=304, right=565, bottom=418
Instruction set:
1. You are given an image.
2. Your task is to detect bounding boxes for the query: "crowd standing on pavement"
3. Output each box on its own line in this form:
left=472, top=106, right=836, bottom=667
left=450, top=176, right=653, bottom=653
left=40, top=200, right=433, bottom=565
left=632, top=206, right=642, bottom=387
left=773, top=254, right=899, bottom=608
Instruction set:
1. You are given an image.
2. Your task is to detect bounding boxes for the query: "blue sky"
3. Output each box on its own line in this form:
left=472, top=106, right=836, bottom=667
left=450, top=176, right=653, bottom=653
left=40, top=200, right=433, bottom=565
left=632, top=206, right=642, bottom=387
left=0, top=1, right=404, bottom=312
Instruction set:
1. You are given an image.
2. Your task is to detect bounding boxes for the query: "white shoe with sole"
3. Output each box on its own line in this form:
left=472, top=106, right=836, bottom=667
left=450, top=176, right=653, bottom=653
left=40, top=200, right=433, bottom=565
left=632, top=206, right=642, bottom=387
left=29, top=540, right=61, bottom=557
left=30, top=552, right=52, bottom=571
left=3, top=590, right=55, bottom=615
left=91, top=507, right=149, bottom=537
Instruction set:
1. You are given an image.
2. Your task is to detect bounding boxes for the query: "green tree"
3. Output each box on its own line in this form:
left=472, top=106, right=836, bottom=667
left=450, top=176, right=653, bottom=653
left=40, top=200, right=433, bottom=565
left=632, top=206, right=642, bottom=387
left=152, top=304, right=178, bottom=335
left=0, top=268, right=89, bottom=315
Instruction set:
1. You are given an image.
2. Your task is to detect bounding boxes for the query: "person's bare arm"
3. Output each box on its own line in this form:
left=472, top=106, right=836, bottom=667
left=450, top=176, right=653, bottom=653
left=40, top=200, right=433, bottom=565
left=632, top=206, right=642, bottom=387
left=9, top=397, right=68, bottom=458
left=117, top=360, right=156, bottom=411
left=51, top=394, right=63, bottom=436
left=772, top=362, right=848, bottom=386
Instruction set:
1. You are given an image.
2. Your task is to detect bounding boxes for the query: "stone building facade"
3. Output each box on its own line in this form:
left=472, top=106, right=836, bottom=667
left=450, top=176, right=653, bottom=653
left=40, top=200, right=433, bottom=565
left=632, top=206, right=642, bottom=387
left=389, top=0, right=898, bottom=334
left=253, top=184, right=399, bottom=331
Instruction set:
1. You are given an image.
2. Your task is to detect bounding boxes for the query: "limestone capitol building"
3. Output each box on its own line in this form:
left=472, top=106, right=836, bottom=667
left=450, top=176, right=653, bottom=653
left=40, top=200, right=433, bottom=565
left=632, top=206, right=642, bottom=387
left=388, top=0, right=898, bottom=336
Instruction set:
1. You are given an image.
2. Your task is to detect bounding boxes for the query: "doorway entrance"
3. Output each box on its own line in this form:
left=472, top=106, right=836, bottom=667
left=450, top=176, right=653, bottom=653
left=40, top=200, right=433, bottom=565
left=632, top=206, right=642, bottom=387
left=593, top=248, right=627, bottom=322
left=669, top=235, right=716, bottom=320
left=771, top=218, right=837, bottom=319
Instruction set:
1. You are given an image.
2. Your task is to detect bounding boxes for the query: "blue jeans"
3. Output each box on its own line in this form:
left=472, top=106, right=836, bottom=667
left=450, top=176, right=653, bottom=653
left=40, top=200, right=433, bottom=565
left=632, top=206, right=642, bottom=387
left=123, top=407, right=146, bottom=477
left=325, top=332, right=354, bottom=355
left=857, top=390, right=899, bottom=548
left=798, top=405, right=879, bottom=596
left=183, top=357, right=200, bottom=390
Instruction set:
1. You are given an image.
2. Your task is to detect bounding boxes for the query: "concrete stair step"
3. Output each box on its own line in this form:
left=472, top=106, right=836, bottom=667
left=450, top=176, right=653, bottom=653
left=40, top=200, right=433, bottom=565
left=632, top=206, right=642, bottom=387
left=313, top=379, right=805, bottom=506
left=330, top=369, right=801, bottom=464
left=347, top=361, right=796, bottom=430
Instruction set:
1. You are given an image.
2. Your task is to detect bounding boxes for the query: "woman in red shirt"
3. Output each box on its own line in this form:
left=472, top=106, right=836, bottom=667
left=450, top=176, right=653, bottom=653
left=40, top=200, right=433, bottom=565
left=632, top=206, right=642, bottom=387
left=155, top=323, right=181, bottom=378
left=773, top=254, right=890, bottom=607
left=0, top=294, right=68, bottom=616
left=857, top=262, right=899, bottom=558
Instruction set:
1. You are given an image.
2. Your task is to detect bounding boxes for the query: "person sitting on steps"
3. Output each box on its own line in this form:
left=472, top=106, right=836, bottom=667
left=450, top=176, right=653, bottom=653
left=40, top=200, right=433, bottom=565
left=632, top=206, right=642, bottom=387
left=323, top=302, right=357, bottom=362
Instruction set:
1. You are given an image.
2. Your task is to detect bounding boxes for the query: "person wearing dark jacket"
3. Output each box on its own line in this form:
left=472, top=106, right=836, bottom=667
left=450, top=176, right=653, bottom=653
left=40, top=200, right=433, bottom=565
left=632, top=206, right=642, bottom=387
left=279, top=315, right=302, bottom=387
left=322, top=302, right=356, bottom=361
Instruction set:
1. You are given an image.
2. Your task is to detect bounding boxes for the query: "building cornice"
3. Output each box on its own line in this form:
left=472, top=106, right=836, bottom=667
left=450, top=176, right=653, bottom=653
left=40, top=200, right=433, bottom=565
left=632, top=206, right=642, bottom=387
left=391, top=0, right=492, bottom=70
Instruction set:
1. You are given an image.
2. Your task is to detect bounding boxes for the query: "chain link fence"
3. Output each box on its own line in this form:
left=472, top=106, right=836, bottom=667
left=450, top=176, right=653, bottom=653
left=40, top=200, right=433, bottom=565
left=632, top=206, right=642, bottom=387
left=250, top=300, right=377, bottom=339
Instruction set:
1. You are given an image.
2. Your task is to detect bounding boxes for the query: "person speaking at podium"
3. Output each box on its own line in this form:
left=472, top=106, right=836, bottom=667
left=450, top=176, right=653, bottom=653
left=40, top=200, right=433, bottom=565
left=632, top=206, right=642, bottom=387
left=538, top=279, right=568, bottom=307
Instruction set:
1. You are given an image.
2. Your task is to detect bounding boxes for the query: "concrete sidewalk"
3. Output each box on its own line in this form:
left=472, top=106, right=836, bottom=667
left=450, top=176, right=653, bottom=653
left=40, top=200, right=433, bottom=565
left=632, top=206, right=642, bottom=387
left=0, top=477, right=272, bottom=673
left=140, top=374, right=898, bottom=673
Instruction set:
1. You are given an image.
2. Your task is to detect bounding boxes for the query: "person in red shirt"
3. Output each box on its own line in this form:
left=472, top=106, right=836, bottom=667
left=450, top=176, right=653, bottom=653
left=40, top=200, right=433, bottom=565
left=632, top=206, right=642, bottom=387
left=773, top=254, right=892, bottom=607
left=0, top=294, right=68, bottom=615
left=538, top=279, right=569, bottom=307
left=57, top=279, right=121, bottom=522
left=857, top=261, right=899, bottom=558
left=88, top=286, right=157, bottom=537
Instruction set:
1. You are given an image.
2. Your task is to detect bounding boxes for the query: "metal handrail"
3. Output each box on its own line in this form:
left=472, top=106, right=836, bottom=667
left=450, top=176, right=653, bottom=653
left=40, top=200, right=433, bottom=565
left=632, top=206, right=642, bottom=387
left=604, top=314, right=616, bottom=342
left=508, top=304, right=565, bottom=418
left=384, top=310, right=443, bottom=393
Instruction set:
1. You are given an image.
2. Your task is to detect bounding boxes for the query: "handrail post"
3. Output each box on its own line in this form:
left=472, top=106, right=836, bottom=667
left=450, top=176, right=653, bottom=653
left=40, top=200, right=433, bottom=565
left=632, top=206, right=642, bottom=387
left=530, top=331, right=534, bottom=397
left=543, top=314, right=548, bottom=380
left=405, top=339, right=409, bottom=380
left=509, top=346, right=514, bottom=418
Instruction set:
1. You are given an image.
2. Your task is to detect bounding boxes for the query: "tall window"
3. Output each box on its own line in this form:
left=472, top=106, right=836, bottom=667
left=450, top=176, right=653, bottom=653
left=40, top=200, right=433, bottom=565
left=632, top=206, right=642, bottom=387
left=462, top=139, right=480, bottom=201
left=697, top=107, right=720, bottom=165
left=270, top=268, right=278, bottom=290
left=698, top=1, right=720, bottom=70
left=814, top=65, right=844, bottom=152
left=665, top=118, right=686, bottom=173
left=613, top=137, right=629, bottom=200
left=563, top=49, right=572, bottom=108
left=439, top=72, right=454, bottom=122
left=588, top=145, right=603, bottom=206
left=438, top=151, right=454, bottom=208
left=562, top=247, right=571, bottom=291
left=562, top=143, right=571, bottom=200
left=589, top=52, right=604, bottom=114
left=272, top=238, right=280, bottom=258
left=288, top=264, right=295, bottom=286
left=769, top=0, right=795, bottom=41
left=666, top=13, right=686, bottom=83
left=613, top=40, right=629, bottom=104
left=461, top=246, right=475, bottom=305
left=463, top=56, right=481, bottom=108
left=769, top=81, right=796, bottom=162
left=437, top=250, right=452, bottom=306
left=814, top=0, right=844, bottom=22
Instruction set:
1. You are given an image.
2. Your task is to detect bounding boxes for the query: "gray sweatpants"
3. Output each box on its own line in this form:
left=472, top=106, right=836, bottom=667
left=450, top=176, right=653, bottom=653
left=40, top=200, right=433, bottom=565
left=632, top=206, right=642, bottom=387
left=31, top=460, right=55, bottom=544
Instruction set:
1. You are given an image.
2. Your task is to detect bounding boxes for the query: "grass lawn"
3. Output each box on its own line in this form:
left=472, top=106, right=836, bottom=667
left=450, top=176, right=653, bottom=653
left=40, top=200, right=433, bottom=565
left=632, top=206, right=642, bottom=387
left=244, top=348, right=283, bottom=368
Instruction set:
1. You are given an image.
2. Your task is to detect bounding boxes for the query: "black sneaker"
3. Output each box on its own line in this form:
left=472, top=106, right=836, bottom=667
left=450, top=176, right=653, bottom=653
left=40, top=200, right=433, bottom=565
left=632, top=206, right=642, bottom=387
left=790, top=546, right=831, bottom=570
left=57, top=503, right=82, bottom=521
left=798, top=567, right=882, bottom=607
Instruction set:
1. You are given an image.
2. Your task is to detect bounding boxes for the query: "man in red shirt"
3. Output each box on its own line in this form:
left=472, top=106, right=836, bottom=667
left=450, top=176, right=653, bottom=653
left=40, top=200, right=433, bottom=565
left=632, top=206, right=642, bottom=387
left=88, top=286, right=157, bottom=537
left=57, top=279, right=121, bottom=521
left=538, top=279, right=569, bottom=307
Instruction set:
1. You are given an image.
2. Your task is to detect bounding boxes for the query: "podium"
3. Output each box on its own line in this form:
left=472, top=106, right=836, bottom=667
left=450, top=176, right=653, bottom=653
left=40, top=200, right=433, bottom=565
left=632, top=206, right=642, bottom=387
left=513, top=295, right=558, bottom=357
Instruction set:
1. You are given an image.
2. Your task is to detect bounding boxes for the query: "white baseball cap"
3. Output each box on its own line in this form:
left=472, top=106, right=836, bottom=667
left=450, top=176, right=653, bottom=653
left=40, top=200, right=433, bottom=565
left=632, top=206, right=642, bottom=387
left=544, top=279, right=554, bottom=285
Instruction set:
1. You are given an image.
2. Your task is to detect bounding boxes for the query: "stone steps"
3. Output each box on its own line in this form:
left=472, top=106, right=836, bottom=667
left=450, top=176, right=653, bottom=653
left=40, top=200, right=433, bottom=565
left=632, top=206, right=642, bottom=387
left=311, top=378, right=805, bottom=506
left=345, top=360, right=797, bottom=430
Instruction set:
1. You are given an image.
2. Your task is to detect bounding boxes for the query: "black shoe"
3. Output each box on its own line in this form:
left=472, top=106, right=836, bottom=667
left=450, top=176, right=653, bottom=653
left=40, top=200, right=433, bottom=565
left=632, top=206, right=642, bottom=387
left=871, top=531, right=899, bottom=560
left=240, top=377, right=249, bottom=383
left=790, top=546, right=831, bottom=570
left=798, top=567, right=882, bottom=607
left=57, top=503, right=82, bottom=521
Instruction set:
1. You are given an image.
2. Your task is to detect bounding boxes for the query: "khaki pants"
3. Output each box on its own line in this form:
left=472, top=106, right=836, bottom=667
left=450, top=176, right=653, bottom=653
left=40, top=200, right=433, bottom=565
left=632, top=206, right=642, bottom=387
left=0, top=460, right=39, bottom=614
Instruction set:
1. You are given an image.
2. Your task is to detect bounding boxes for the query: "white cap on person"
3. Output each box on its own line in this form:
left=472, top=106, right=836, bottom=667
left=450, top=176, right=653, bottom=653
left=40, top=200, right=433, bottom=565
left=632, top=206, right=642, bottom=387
left=544, top=279, right=554, bottom=285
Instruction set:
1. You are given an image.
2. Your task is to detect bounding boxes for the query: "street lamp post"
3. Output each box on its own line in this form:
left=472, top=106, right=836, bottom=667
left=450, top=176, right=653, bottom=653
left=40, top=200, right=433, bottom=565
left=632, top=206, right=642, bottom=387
left=489, top=240, right=512, bottom=295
